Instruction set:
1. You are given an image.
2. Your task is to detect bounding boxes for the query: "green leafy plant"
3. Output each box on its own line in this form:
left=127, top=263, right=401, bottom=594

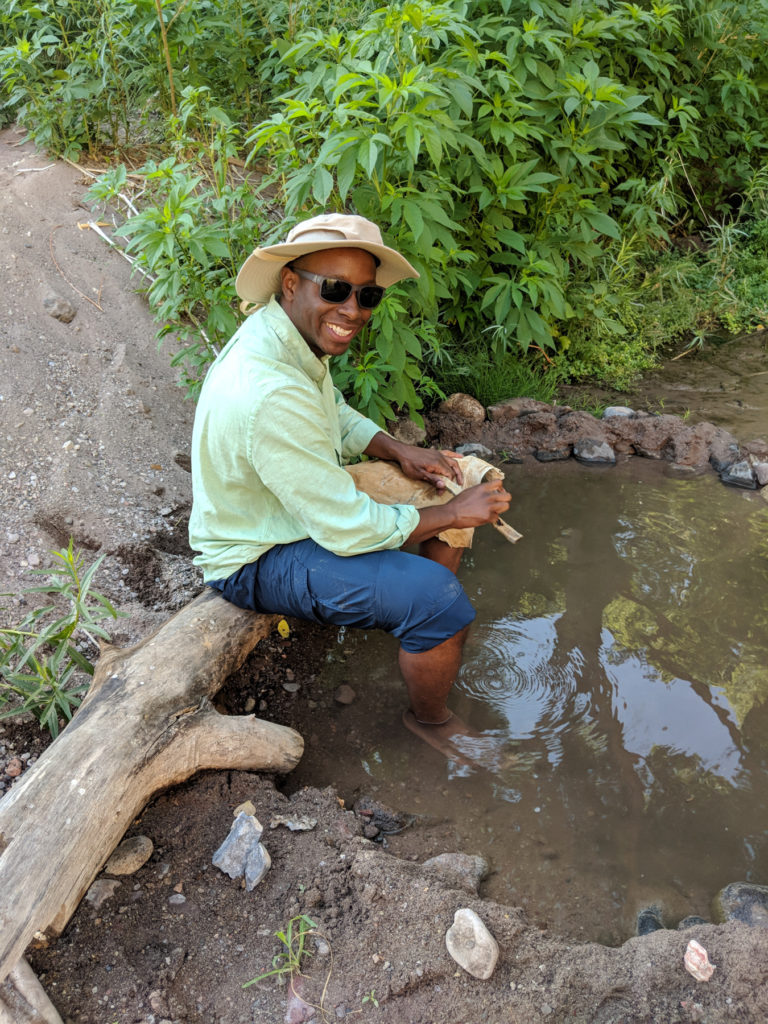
left=0, top=541, right=121, bottom=738
left=243, top=914, right=318, bottom=988
left=361, top=988, right=379, bottom=1008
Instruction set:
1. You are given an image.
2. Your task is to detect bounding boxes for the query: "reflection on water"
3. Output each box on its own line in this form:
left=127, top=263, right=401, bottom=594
left=288, top=459, right=768, bottom=944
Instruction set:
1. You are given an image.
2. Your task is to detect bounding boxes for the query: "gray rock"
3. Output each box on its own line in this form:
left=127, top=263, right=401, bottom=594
left=603, top=405, right=635, bottom=418
left=720, top=459, right=757, bottom=489
left=283, top=681, right=301, bottom=693
left=573, top=439, right=616, bottom=465
left=423, top=852, right=489, bottom=893
left=43, top=294, right=77, bottom=323
left=534, top=445, right=571, bottom=462
left=714, top=882, right=768, bottom=927
left=445, top=907, right=499, bottom=979
left=709, top=439, right=740, bottom=473
left=269, top=813, right=317, bottom=832
left=103, top=835, right=154, bottom=875
left=244, top=843, right=271, bottom=891
left=168, top=893, right=187, bottom=905
left=455, top=443, right=493, bottom=458
left=212, top=811, right=264, bottom=879
left=752, top=460, right=768, bottom=487
left=85, top=878, right=121, bottom=908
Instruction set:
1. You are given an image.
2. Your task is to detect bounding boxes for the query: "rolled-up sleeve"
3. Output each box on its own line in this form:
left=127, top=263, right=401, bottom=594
left=250, top=386, right=419, bottom=555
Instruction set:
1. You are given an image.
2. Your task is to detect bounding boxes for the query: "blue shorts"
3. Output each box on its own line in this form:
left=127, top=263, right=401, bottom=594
left=208, top=539, right=475, bottom=653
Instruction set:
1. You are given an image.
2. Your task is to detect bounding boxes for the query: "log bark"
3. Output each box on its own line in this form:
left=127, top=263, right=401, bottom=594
left=0, top=589, right=303, bottom=985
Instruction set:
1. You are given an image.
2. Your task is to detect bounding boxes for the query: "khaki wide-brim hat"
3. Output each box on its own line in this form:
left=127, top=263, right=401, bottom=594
left=235, top=213, right=419, bottom=304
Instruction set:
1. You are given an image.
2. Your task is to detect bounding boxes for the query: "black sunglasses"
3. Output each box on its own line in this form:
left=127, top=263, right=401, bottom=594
left=290, top=267, right=385, bottom=310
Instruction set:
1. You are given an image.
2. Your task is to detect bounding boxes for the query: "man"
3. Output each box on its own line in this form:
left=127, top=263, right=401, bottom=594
left=189, top=213, right=511, bottom=751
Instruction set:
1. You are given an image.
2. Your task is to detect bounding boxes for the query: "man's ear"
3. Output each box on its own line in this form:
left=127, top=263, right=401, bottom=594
left=280, top=264, right=298, bottom=301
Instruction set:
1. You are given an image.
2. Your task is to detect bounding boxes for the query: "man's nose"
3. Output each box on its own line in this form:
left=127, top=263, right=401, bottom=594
left=338, top=291, right=361, bottom=316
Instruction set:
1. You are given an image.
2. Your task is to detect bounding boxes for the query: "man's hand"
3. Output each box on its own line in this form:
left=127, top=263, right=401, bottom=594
left=444, top=480, right=511, bottom=527
left=406, top=479, right=511, bottom=545
left=364, top=432, right=463, bottom=488
left=396, top=446, right=463, bottom=489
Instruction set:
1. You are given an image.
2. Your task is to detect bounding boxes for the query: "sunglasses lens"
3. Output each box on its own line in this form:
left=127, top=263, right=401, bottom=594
left=319, top=278, right=353, bottom=303
left=358, top=286, right=384, bottom=310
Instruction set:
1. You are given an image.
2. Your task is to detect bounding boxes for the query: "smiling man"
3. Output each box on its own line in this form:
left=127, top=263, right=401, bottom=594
left=189, top=213, right=510, bottom=750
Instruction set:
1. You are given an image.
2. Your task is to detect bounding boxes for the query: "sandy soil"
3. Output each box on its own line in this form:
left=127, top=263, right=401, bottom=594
left=2, top=123, right=768, bottom=1024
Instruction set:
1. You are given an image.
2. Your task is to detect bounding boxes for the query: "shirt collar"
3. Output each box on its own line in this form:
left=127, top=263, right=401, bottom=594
left=264, top=295, right=329, bottom=385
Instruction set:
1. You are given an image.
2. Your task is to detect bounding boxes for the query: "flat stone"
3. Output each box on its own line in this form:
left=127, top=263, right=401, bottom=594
left=534, top=446, right=570, bottom=462
left=212, top=811, right=264, bottom=880
left=714, top=882, right=768, bottom=927
left=422, top=852, right=489, bottom=893
left=455, top=443, right=493, bottom=458
left=487, top=397, right=552, bottom=422
left=603, top=405, right=635, bottom=418
left=445, top=907, right=499, bottom=979
left=103, top=835, right=154, bottom=876
left=751, top=460, right=768, bottom=487
left=269, top=814, right=317, bottom=832
left=720, top=460, right=757, bottom=489
left=85, top=878, right=121, bottom=908
left=234, top=800, right=256, bottom=817
left=244, top=842, right=272, bottom=891
left=573, top=439, right=616, bottom=465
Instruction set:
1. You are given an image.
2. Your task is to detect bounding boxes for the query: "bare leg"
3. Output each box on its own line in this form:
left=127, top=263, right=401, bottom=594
left=417, top=536, right=463, bottom=575
left=399, top=625, right=468, bottom=725
left=399, top=536, right=478, bottom=755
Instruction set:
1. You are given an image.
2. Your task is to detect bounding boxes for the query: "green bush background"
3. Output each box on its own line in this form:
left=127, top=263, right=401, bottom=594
left=2, top=0, right=768, bottom=421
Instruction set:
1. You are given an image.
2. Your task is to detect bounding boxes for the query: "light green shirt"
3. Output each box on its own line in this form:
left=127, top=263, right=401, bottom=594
left=189, top=297, right=420, bottom=582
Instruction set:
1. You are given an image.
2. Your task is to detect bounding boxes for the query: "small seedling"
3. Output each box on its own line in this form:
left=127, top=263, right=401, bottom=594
left=243, top=914, right=318, bottom=988
left=362, top=989, right=379, bottom=1008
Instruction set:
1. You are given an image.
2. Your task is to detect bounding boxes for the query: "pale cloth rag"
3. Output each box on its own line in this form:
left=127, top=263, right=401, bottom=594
left=345, top=455, right=521, bottom=548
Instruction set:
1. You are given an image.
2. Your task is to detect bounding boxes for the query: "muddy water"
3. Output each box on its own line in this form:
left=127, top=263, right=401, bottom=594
left=288, top=459, right=768, bottom=944
left=564, top=329, right=768, bottom=439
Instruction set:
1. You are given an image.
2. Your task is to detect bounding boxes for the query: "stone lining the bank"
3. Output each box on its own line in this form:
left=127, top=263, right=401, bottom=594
left=415, top=394, right=768, bottom=490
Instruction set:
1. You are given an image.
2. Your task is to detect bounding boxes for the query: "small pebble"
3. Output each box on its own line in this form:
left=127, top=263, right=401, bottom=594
left=168, top=893, right=186, bottom=905
left=334, top=684, right=356, bottom=705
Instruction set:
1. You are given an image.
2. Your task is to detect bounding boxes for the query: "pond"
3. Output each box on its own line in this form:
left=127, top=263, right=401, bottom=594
left=286, top=458, right=768, bottom=945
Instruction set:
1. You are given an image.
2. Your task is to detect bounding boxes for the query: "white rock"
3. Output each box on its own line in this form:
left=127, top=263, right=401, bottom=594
left=445, top=907, right=499, bottom=979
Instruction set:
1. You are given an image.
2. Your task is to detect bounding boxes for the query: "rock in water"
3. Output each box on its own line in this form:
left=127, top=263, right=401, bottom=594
left=714, top=881, right=768, bottom=927
left=445, top=907, right=499, bottom=979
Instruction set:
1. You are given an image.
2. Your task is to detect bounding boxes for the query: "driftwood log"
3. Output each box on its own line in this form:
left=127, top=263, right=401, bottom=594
left=0, top=589, right=303, bottom=997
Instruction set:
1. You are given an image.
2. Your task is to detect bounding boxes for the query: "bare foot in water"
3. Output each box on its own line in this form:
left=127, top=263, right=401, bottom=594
left=402, top=710, right=512, bottom=772
left=402, top=709, right=480, bottom=763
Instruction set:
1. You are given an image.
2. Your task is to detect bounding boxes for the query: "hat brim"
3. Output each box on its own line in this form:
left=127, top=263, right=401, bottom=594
left=235, top=239, right=419, bottom=305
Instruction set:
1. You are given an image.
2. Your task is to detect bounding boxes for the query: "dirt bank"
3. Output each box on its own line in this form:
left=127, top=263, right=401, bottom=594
left=2, top=124, right=767, bottom=1023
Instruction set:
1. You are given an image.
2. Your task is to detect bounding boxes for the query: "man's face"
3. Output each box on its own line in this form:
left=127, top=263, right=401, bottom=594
left=279, top=247, right=378, bottom=359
